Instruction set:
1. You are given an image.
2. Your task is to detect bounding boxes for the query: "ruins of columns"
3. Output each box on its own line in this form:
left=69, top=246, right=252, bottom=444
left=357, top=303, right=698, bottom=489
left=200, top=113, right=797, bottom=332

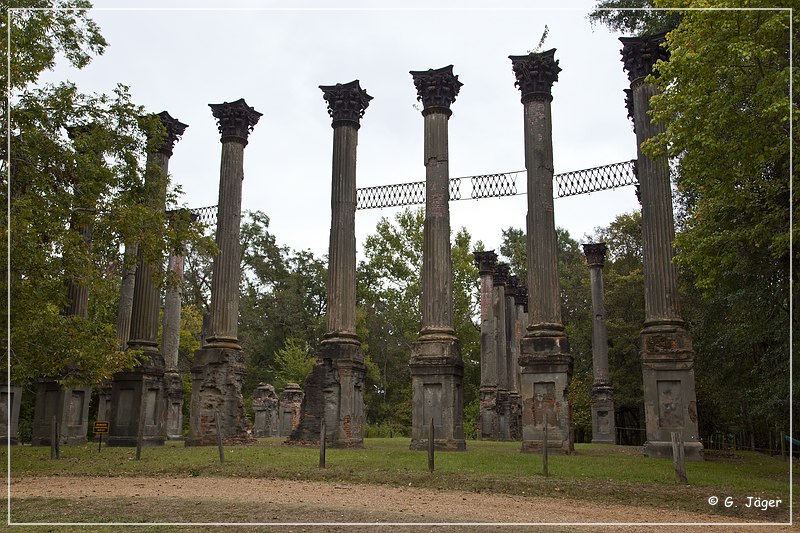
left=620, top=34, right=702, bottom=460
left=186, top=99, right=260, bottom=446
left=108, top=112, right=187, bottom=447
left=475, top=251, right=499, bottom=439
left=162, top=209, right=192, bottom=440
left=583, top=243, right=616, bottom=444
left=289, top=81, right=370, bottom=448
left=408, top=65, right=465, bottom=451
left=505, top=275, right=523, bottom=440
left=30, top=125, right=99, bottom=446
left=510, top=49, right=574, bottom=453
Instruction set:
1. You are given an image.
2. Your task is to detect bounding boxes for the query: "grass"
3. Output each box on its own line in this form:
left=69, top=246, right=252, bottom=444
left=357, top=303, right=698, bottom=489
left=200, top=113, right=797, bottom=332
left=4, top=437, right=794, bottom=523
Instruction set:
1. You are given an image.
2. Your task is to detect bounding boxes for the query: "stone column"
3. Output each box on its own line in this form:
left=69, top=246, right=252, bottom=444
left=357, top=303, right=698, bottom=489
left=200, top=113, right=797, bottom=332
left=31, top=125, right=99, bottom=446
left=492, top=263, right=510, bottom=440
left=187, top=99, right=260, bottom=446
left=279, top=383, right=304, bottom=437
left=162, top=209, right=191, bottom=440
left=474, top=250, right=498, bottom=439
left=0, top=384, right=22, bottom=444
left=505, top=275, right=522, bottom=440
left=408, top=65, right=465, bottom=451
left=511, top=284, right=528, bottom=440
left=289, top=81, right=370, bottom=448
left=583, top=243, right=616, bottom=444
left=109, top=112, right=187, bottom=447
left=252, top=384, right=278, bottom=437
left=620, top=33, right=702, bottom=460
left=510, top=49, right=573, bottom=454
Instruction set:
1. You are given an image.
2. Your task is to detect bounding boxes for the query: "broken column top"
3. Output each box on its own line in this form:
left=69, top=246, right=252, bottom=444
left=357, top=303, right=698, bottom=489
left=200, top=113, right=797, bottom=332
left=493, top=263, right=510, bottom=286
left=409, top=64, right=463, bottom=117
left=506, top=275, right=519, bottom=297
left=473, top=250, right=498, bottom=274
left=582, top=242, right=608, bottom=268
left=620, top=32, right=669, bottom=85
left=320, top=79, right=372, bottom=130
left=209, top=98, right=262, bottom=146
left=509, top=48, right=561, bottom=103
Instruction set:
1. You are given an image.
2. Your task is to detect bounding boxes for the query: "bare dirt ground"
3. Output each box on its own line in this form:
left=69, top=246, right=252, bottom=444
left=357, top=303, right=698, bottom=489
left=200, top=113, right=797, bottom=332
left=8, top=476, right=794, bottom=532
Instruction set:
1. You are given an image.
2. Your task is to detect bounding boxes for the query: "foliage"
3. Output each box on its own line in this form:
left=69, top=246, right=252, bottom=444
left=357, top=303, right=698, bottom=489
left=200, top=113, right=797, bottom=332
left=5, top=2, right=207, bottom=386
left=588, top=0, right=680, bottom=35
left=271, top=337, right=315, bottom=391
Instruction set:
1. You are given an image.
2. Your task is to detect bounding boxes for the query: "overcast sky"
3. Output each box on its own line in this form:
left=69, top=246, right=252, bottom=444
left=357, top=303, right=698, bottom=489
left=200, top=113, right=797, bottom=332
left=43, top=0, right=641, bottom=261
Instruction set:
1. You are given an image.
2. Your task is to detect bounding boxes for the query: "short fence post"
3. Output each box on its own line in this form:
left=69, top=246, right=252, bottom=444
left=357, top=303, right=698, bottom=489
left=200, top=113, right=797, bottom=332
left=319, top=419, right=326, bottom=469
left=542, top=413, right=549, bottom=478
left=215, top=410, right=225, bottom=464
left=671, top=431, right=687, bottom=483
left=428, top=418, right=435, bottom=473
left=50, top=416, right=58, bottom=460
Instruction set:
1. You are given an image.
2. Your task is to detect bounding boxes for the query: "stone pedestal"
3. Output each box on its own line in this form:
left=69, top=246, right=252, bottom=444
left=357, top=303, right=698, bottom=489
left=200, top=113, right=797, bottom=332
left=583, top=243, right=616, bottom=444
left=511, top=49, right=573, bottom=454
left=187, top=99, right=260, bottom=446
left=31, top=380, right=91, bottom=446
left=621, top=33, right=702, bottom=460
left=278, top=383, right=304, bottom=437
left=252, top=383, right=279, bottom=437
left=408, top=65, right=465, bottom=452
left=164, top=372, right=184, bottom=440
left=290, top=82, right=370, bottom=448
left=110, top=111, right=187, bottom=448
left=1, top=385, right=22, bottom=444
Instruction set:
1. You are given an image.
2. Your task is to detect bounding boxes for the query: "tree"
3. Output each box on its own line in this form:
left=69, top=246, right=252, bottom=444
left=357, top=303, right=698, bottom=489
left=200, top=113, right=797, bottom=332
left=271, top=337, right=315, bottom=392
left=5, top=2, right=203, bottom=386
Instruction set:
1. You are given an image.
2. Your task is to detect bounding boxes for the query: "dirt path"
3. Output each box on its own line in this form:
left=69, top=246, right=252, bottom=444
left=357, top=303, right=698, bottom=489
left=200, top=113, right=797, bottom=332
left=8, top=476, right=793, bottom=531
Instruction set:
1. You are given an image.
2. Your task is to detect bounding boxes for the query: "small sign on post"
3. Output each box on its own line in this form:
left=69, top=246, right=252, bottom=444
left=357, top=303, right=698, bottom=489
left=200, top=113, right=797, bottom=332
left=93, top=421, right=110, bottom=452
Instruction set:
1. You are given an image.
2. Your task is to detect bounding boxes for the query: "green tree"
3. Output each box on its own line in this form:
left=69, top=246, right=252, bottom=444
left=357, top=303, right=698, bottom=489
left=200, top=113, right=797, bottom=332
left=271, top=337, right=315, bottom=391
left=5, top=2, right=203, bottom=386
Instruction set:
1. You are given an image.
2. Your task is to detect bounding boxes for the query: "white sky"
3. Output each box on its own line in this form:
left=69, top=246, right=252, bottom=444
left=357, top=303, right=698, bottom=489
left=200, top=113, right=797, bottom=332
left=42, top=0, right=641, bottom=260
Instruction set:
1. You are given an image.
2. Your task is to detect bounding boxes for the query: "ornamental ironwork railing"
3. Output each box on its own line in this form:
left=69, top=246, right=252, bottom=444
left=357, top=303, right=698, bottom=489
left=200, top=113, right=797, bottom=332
left=189, top=159, right=637, bottom=218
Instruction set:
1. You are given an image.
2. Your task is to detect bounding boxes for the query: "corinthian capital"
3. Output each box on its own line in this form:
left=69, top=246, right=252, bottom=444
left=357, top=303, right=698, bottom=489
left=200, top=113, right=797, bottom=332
left=509, top=48, right=561, bottom=103
left=209, top=98, right=262, bottom=146
left=320, top=80, right=372, bottom=129
left=409, top=65, right=462, bottom=117
left=620, top=32, right=669, bottom=85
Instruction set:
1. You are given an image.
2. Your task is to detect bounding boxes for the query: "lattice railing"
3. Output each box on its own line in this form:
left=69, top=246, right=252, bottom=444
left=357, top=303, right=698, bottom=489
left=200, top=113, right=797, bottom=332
left=554, top=160, right=637, bottom=198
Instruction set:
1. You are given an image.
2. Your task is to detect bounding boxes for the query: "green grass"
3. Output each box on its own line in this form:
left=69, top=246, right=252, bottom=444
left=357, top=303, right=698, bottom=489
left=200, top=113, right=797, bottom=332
left=5, top=438, right=794, bottom=521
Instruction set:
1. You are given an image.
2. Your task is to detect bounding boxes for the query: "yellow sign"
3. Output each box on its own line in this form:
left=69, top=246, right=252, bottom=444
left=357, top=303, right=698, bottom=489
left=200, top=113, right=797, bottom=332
left=93, top=421, right=110, bottom=434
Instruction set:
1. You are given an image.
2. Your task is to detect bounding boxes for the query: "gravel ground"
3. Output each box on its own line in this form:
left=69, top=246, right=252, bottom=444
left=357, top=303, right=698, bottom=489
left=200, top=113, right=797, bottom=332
left=8, top=476, right=794, bottom=532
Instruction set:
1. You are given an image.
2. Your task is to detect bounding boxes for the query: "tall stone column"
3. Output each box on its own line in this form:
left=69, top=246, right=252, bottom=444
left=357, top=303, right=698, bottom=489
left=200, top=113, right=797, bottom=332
left=621, top=34, right=702, bottom=460
left=31, top=125, right=99, bottom=446
left=583, top=243, right=616, bottom=444
left=511, top=284, right=528, bottom=440
left=505, top=275, right=522, bottom=440
left=187, top=99, right=260, bottom=446
left=474, top=250, right=498, bottom=439
left=109, top=112, right=187, bottom=447
left=510, top=49, right=573, bottom=454
left=492, top=263, right=510, bottom=440
left=162, top=209, right=191, bottom=440
left=408, top=65, right=465, bottom=451
left=289, top=81, right=370, bottom=448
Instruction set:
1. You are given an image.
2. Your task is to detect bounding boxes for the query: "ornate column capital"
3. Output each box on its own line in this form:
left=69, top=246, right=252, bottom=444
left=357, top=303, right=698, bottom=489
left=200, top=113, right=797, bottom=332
left=620, top=32, right=669, bottom=86
left=320, top=80, right=372, bottom=130
left=493, top=263, right=510, bottom=286
left=509, top=48, right=561, bottom=103
left=506, top=275, right=519, bottom=297
left=473, top=250, right=498, bottom=274
left=209, top=98, right=262, bottom=146
left=154, top=111, right=188, bottom=156
left=582, top=242, right=608, bottom=268
left=409, top=65, right=462, bottom=117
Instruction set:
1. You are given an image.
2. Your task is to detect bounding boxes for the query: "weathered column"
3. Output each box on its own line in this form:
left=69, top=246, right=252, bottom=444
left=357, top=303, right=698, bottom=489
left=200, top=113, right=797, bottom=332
left=162, top=209, right=191, bottom=440
left=408, top=65, right=465, bottom=451
left=187, top=99, right=260, bottom=446
left=510, top=49, right=573, bottom=454
left=474, top=250, right=498, bottom=439
left=31, top=125, right=99, bottom=446
left=492, top=263, right=510, bottom=440
left=621, top=33, right=702, bottom=460
left=511, top=284, right=528, bottom=440
left=108, top=112, right=187, bottom=447
left=289, top=81, right=370, bottom=448
left=252, top=384, right=279, bottom=437
left=0, top=384, right=22, bottom=444
left=278, top=383, right=304, bottom=437
left=583, top=243, right=616, bottom=444
left=505, top=275, right=522, bottom=441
